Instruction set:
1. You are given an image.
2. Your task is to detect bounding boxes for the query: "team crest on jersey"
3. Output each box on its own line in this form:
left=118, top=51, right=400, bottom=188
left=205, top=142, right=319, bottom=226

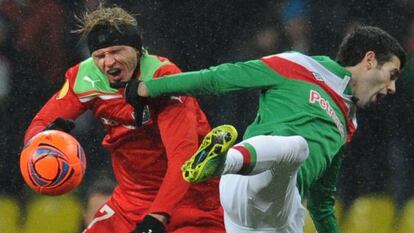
left=141, top=105, right=151, bottom=124
left=100, top=105, right=152, bottom=129
left=132, top=105, right=151, bottom=125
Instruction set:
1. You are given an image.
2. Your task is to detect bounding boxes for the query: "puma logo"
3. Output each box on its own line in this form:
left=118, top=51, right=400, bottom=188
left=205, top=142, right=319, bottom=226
left=170, top=96, right=183, bottom=103
left=84, top=76, right=100, bottom=88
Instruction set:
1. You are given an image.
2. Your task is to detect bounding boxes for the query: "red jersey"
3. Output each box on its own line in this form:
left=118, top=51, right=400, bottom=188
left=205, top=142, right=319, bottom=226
left=25, top=52, right=224, bottom=232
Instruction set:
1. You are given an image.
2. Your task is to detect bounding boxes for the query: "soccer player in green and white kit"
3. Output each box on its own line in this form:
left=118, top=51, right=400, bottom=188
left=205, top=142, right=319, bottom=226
left=129, top=26, right=406, bottom=233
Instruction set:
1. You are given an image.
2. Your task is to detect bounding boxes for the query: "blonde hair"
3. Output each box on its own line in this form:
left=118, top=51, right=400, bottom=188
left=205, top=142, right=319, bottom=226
left=74, top=3, right=137, bottom=40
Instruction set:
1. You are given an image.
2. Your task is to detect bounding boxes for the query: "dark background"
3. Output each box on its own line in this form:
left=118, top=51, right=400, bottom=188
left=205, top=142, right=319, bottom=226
left=0, top=0, right=413, bottom=213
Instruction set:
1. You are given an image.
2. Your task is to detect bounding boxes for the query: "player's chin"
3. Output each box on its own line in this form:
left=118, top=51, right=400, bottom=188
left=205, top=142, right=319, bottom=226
left=109, top=75, right=127, bottom=84
left=361, top=95, right=384, bottom=109
left=357, top=99, right=374, bottom=109
left=371, top=93, right=387, bottom=106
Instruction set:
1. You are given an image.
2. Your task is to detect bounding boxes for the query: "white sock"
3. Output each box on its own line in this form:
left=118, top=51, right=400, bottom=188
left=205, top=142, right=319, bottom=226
left=222, top=148, right=243, bottom=174
left=222, top=135, right=309, bottom=175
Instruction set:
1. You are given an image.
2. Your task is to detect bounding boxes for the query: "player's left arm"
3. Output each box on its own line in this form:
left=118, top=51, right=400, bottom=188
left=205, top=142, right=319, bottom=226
left=307, top=147, right=345, bottom=233
left=147, top=63, right=197, bottom=221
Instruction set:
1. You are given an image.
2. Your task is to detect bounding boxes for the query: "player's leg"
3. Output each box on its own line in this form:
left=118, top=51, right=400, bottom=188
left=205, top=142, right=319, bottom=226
left=182, top=124, right=309, bottom=183
left=224, top=135, right=309, bottom=175
left=220, top=158, right=306, bottom=232
left=219, top=135, right=308, bottom=232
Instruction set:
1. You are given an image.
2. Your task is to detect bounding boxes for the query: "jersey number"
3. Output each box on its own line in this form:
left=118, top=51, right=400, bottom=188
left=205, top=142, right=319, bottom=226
left=85, top=204, right=115, bottom=231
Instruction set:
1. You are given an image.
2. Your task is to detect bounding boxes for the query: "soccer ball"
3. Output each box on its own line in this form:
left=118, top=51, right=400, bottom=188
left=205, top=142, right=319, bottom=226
left=20, top=130, right=86, bottom=195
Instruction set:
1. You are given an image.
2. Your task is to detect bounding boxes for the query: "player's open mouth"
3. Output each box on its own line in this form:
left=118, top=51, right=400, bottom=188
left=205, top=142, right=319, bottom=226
left=375, top=93, right=386, bottom=103
left=107, top=68, right=121, bottom=77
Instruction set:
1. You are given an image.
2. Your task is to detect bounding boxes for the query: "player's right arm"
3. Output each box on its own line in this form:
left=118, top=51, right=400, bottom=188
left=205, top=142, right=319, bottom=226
left=24, top=65, right=88, bottom=143
left=143, top=59, right=286, bottom=97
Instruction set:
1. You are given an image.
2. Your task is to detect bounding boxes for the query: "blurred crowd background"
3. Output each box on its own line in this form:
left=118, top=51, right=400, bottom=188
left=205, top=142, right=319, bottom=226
left=0, top=0, right=413, bottom=232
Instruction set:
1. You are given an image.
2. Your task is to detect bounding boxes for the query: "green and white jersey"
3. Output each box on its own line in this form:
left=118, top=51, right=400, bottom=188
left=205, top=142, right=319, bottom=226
left=146, top=51, right=357, bottom=233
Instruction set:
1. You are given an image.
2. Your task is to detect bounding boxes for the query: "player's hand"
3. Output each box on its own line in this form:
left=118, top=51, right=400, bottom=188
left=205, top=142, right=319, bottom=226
left=132, top=215, right=166, bottom=233
left=137, top=81, right=149, bottom=97
left=109, top=79, right=142, bottom=105
left=44, top=117, right=75, bottom=133
left=123, top=79, right=142, bottom=106
left=110, top=79, right=145, bottom=126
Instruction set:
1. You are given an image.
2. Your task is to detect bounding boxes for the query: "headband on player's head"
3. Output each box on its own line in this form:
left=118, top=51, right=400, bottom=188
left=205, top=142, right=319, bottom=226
left=87, top=24, right=142, bottom=53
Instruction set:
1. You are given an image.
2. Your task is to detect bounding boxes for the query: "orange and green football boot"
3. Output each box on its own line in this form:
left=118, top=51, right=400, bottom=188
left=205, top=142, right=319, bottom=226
left=182, top=125, right=238, bottom=183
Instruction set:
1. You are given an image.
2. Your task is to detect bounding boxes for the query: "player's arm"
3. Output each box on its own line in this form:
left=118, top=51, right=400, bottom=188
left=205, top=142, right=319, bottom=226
left=24, top=66, right=88, bottom=143
left=307, top=148, right=345, bottom=233
left=149, top=96, right=198, bottom=217
left=143, top=59, right=286, bottom=97
left=145, top=63, right=196, bottom=221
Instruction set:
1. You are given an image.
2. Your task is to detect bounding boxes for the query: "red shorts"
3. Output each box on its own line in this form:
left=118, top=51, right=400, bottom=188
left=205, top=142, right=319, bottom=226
left=83, top=197, right=225, bottom=233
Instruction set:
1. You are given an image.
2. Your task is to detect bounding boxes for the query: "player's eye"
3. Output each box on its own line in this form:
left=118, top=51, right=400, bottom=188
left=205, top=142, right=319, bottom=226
left=390, top=72, right=398, bottom=81
left=94, top=54, right=105, bottom=59
left=113, top=49, right=124, bottom=55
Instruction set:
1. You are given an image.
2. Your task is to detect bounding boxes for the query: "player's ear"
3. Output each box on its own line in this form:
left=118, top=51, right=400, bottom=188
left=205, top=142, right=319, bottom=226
left=363, top=51, right=377, bottom=70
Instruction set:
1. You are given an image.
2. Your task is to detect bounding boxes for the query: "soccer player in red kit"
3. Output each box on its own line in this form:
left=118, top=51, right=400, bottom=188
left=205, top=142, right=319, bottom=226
left=23, top=4, right=225, bottom=233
